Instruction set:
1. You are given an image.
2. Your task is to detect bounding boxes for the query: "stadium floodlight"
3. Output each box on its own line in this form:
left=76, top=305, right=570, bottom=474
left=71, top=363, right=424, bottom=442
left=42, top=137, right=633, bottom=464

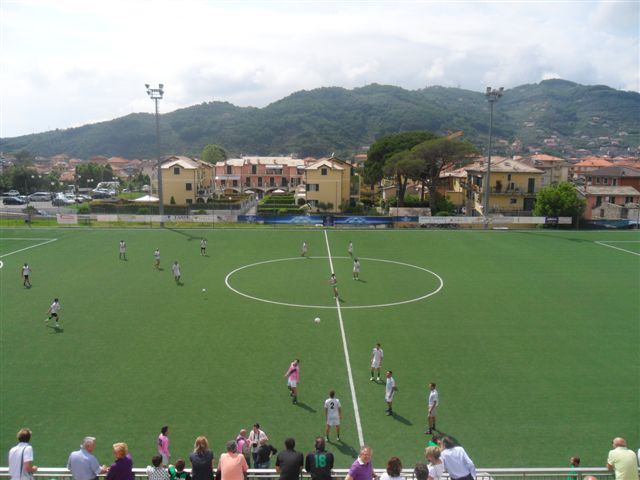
left=483, top=86, right=504, bottom=227
left=146, top=83, right=165, bottom=226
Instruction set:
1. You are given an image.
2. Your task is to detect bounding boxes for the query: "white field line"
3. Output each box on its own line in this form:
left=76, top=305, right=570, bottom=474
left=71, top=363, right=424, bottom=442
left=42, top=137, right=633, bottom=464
left=0, top=238, right=58, bottom=259
left=594, top=240, right=640, bottom=257
left=323, top=229, right=364, bottom=447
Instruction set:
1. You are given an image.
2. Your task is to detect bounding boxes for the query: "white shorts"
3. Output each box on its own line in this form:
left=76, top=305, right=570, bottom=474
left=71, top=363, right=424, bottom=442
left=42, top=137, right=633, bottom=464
left=288, top=379, right=298, bottom=388
left=385, top=391, right=395, bottom=402
left=429, top=405, right=438, bottom=416
left=326, top=416, right=341, bottom=426
left=371, top=361, right=381, bottom=369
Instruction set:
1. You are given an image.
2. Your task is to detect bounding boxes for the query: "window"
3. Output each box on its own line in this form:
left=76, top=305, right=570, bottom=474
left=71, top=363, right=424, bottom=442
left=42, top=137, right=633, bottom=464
left=507, top=174, right=512, bottom=181
left=510, top=198, right=517, bottom=204
left=306, top=184, right=320, bottom=192
left=221, top=180, right=226, bottom=187
left=186, top=183, right=192, bottom=191
left=173, top=167, right=180, bottom=175
left=232, top=180, right=238, bottom=187
left=613, top=179, right=618, bottom=186
left=258, top=178, right=263, bottom=187
left=269, top=177, right=275, bottom=187
left=625, top=196, right=634, bottom=203
left=252, top=165, right=257, bottom=174
left=603, top=177, right=608, bottom=185
left=186, top=199, right=193, bottom=205
left=245, top=177, right=251, bottom=187
left=226, top=166, right=232, bottom=174
left=321, top=168, right=328, bottom=176
left=596, top=177, right=601, bottom=184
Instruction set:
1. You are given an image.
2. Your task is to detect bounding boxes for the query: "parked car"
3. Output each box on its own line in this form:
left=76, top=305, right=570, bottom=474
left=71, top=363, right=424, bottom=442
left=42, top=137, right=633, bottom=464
left=28, top=192, right=53, bottom=202
left=91, top=190, right=112, bottom=199
left=76, top=194, right=92, bottom=203
left=4, top=189, right=20, bottom=196
left=52, top=195, right=75, bottom=206
left=3, top=196, right=27, bottom=205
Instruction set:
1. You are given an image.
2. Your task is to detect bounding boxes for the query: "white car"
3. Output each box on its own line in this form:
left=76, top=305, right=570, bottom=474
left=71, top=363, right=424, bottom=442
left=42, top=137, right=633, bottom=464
left=5, top=189, right=20, bottom=196
left=28, top=192, right=53, bottom=202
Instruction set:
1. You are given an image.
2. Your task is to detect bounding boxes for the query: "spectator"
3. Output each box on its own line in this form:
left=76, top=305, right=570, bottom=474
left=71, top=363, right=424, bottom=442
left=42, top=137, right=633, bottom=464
left=427, top=435, right=442, bottom=448
left=68, top=436, right=109, bottom=480
left=414, top=464, right=429, bottom=480
left=567, top=456, right=580, bottom=480
left=440, top=436, right=476, bottom=480
left=305, top=437, right=334, bottom=480
left=275, top=438, right=304, bottom=480
left=218, top=441, right=248, bottom=480
left=235, top=430, right=250, bottom=467
left=380, top=457, right=404, bottom=480
left=106, top=443, right=134, bottom=480
left=425, top=447, right=443, bottom=480
left=345, top=446, right=377, bottom=480
left=248, top=424, right=268, bottom=468
left=147, top=455, right=170, bottom=480
left=189, top=436, right=215, bottom=480
left=607, top=437, right=639, bottom=480
left=158, top=427, right=171, bottom=466
left=255, top=438, right=278, bottom=469
left=8, top=428, right=38, bottom=480
left=168, top=459, right=191, bottom=480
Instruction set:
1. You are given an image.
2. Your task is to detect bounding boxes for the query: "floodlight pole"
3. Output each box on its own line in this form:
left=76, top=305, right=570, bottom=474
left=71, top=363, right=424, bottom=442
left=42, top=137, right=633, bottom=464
left=146, top=83, right=165, bottom=227
left=483, top=86, right=503, bottom=228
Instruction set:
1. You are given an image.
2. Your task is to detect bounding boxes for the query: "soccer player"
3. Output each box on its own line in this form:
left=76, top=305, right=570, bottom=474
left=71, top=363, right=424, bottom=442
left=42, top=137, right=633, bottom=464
left=426, top=383, right=439, bottom=434
left=200, top=239, right=207, bottom=256
left=384, top=370, right=396, bottom=416
left=284, top=359, right=300, bottom=404
left=154, top=248, right=161, bottom=269
left=352, top=258, right=360, bottom=280
left=329, top=273, right=338, bottom=298
left=119, top=240, right=127, bottom=260
left=301, top=241, right=308, bottom=257
left=21, top=263, right=32, bottom=288
left=347, top=241, right=353, bottom=257
left=172, top=261, right=181, bottom=284
left=370, top=343, right=384, bottom=381
left=46, top=298, right=61, bottom=328
left=324, top=390, right=342, bottom=442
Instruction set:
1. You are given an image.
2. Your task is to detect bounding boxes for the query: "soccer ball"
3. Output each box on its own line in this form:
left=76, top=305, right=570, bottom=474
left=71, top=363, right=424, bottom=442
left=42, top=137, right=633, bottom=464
left=202, top=288, right=206, bottom=292
left=314, top=317, right=321, bottom=324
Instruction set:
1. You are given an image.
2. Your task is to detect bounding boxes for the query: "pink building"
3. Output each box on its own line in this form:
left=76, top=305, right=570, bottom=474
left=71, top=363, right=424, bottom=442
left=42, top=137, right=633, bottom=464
left=214, top=156, right=308, bottom=197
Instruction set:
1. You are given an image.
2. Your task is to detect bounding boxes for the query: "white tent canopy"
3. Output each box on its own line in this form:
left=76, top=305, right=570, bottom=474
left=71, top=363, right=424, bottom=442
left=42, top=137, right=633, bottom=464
left=131, top=194, right=159, bottom=203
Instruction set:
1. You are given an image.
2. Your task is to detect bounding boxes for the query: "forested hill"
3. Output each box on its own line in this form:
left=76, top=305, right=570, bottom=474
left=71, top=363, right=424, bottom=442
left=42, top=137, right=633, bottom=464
left=2, top=79, right=639, bottom=159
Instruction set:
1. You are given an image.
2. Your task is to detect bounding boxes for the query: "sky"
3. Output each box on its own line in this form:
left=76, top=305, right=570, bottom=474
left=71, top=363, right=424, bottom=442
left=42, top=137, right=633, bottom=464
left=1, top=0, right=638, bottom=138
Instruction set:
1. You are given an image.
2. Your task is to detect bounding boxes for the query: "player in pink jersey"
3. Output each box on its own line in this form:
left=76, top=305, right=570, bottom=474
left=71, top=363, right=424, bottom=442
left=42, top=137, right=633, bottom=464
left=284, top=359, right=300, bottom=404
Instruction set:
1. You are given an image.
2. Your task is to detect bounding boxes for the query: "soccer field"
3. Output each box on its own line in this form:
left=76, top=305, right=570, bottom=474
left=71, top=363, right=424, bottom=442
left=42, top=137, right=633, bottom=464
left=1, top=227, right=638, bottom=469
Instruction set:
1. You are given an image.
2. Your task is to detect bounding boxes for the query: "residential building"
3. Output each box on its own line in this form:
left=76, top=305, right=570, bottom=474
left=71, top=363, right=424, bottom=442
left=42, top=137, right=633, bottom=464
left=585, top=166, right=640, bottom=191
left=577, top=185, right=640, bottom=220
left=464, top=157, right=544, bottom=214
left=159, top=156, right=214, bottom=206
left=214, top=156, right=307, bottom=198
left=437, top=168, right=467, bottom=209
left=304, top=157, right=352, bottom=211
left=571, top=156, right=614, bottom=176
left=520, top=154, right=569, bottom=187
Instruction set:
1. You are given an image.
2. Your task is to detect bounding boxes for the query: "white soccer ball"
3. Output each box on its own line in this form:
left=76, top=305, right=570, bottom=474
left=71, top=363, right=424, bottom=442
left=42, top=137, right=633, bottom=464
left=202, top=288, right=206, bottom=292
left=314, top=317, right=321, bottom=324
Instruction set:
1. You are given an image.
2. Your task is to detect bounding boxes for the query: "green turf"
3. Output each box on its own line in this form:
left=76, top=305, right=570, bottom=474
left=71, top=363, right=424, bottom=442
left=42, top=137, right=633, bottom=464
left=1, top=227, right=638, bottom=469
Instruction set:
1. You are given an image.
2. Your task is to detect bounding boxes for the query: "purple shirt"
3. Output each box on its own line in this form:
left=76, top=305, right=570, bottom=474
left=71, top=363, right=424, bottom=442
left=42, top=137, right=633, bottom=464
left=106, top=455, right=134, bottom=480
left=348, top=458, right=374, bottom=480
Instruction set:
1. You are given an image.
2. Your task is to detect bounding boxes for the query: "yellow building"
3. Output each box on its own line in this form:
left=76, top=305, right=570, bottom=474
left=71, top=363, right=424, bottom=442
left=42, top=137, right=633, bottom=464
left=159, top=156, right=214, bottom=206
left=464, top=157, right=543, bottom=214
left=304, top=157, right=352, bottom=211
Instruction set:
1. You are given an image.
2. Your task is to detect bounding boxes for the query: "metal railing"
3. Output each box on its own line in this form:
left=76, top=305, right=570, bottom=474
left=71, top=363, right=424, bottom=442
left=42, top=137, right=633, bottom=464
left=0, top=467, right=618, bottom=480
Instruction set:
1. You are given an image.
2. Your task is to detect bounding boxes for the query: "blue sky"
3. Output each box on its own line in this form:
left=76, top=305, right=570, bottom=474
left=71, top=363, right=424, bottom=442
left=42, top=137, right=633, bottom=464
left=1, top=0, right=638, bottom=138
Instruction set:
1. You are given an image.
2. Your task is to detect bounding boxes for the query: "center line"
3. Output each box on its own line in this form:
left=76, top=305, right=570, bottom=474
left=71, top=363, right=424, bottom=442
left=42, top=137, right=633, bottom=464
left=323, top=229, right=364, bottom=447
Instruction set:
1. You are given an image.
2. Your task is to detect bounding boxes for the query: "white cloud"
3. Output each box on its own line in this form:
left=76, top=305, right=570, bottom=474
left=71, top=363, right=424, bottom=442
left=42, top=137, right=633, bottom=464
left=1, top=0, right=638, bottom=138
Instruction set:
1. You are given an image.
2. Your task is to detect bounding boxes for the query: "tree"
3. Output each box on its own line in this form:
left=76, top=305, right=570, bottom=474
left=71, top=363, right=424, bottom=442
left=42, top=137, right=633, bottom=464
left=383, top=151, right=423, bottom=206
left=364, top=131, right=438, bottom=188
left=410, top=137, right=478, bottom=213
left=75, top=162, right=114, bottom=187
left=201, top=144, right=227, bottom=164
left=533, top=182, right=585, bottom=225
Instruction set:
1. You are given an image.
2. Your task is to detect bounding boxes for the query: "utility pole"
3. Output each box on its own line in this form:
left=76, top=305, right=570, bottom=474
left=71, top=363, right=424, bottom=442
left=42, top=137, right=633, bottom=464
left=146, top=83, right=165, bottom=227
left=483, top=86, right=504, bottom=228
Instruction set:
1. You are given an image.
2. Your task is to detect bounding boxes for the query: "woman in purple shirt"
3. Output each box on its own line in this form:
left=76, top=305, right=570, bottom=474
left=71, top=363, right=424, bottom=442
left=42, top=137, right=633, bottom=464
left=106, top=443, right=134, bottom=480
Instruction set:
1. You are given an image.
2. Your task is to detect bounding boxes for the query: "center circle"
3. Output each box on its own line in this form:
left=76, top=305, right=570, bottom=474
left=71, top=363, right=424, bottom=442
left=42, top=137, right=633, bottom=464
left=224, top=256, right=443, bottom=309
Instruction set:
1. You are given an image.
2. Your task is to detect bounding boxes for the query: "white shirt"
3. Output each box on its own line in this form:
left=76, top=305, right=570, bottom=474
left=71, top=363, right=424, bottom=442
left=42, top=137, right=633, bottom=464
left=22, top=266, right=30, bottom=276
left=371, top=348, right=384, bottom=365
left=50, top=301, right=60, bottom=314
left=385, top=376, right=395, bottom=394
left=302, top=242, right=307, bottom=251
left=154, top=250, right=160, bottom=259
left=324, top=397, right=341, bottom=418
left=8, top=442, right=34, bottom=480
left=441, top=446, right=476, bottom=479
left=348, top=243, right=353, bottom=253
left=200, top=240, right=207, bottom=248
left=119, top=241, right=126, bottom=252
left=172, top=264, right=181, bottom=276
left=380, top=474, right=403, bottom=480
left=248, top=429, right=267, bottom=453
left=428, top=463, right=444, bottom=480
left=429, top=389, right=439, bottom=407
left=353, top=261, right=360, bottom=272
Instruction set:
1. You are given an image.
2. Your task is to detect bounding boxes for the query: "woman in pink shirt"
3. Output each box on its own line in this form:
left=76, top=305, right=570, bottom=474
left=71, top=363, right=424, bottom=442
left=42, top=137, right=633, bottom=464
left=218, top=441, right=248, bottom=480
left=158, top=426, right=170, bottom=466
